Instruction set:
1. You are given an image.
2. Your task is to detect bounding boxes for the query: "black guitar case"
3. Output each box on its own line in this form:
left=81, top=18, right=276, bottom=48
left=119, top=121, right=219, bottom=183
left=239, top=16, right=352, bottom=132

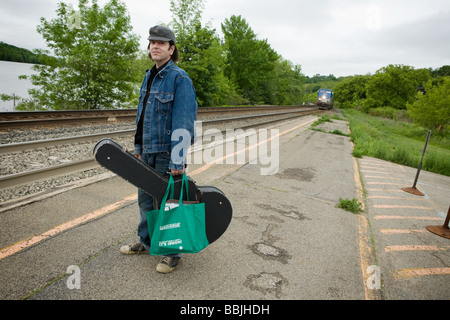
left=93, top=138, right=232, bottom=245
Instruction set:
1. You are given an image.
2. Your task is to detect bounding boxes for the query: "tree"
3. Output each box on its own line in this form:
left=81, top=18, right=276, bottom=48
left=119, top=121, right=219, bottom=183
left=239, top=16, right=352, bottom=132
left=431, top=65, right=450, bottom=78
left=21, top=0, right=140, bottom=110
left=334, top=75, right=369, bottom=108
left=169, top=0, right=241, bottom=107
left=407, top=77, right=450, bottom=132
left=0, top=42, right=41, bottom=64
left=364, top=64, right=429, bottom=111
left=272, top=59, right=305, bottom=105
left=221, top=15, right=279, bottom=104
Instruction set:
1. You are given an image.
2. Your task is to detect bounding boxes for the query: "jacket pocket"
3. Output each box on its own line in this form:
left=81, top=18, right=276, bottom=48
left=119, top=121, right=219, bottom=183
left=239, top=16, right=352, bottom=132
left=155, top=93, right=174, bottom=115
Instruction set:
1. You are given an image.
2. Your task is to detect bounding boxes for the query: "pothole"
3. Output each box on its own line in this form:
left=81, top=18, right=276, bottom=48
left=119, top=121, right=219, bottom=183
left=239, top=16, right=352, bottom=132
left=254, top=203, right=310, bottom=221
left=244, top=272, right=288, bottom=298
left=275, top=167, right=315, bottom=182
left=249, top=242, right=291, bottom=264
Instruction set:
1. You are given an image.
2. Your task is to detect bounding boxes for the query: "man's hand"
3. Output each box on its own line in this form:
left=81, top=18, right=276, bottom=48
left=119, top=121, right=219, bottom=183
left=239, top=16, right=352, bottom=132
left=134, top=154, right=142, bottom=160
left=171, top=169, right=184, bottom=176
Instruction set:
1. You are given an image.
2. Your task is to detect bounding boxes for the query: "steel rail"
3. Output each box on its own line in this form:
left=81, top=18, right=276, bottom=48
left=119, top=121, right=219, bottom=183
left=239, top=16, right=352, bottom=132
left=200, top=109, right=315, bottom=124
left=0, top=158, right=98, bottom=190
left=0, top=116, right=136, bottom=128
left=0, top=106, right=312, bottom=128
left=0, top=108, right=315, bottom=154
left=0, top=109, right=137, bottom=120
left=0, top=105, right=307, bottom=120
left=0, top=129, right=135, bottom=154
left=0, top=108, right=321, bottom=190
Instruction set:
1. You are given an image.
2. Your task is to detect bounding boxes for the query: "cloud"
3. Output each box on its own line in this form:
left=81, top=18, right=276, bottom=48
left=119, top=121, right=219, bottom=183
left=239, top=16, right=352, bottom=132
left=1, top=0, right=449, bottom=77
left=358, top=10, right=450, bottom=72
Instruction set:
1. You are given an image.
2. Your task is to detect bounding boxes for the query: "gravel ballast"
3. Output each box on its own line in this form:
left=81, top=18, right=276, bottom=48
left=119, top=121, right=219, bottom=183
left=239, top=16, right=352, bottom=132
left=0, top=122, right=135, bottom=203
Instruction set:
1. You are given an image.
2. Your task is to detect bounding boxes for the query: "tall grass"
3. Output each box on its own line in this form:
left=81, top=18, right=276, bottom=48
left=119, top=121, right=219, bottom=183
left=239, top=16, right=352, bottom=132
left=344, top=109, right=450, bottom=176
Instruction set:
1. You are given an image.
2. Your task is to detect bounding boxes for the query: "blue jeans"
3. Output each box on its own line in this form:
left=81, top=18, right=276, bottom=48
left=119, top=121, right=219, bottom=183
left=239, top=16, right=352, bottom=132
left=137, top=152, right=181, bottom=258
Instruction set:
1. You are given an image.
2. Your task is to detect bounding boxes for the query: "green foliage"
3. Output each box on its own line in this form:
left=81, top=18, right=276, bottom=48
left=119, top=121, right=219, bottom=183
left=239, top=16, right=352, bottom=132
left=363, top=64, right=430, bottom=111
left=169, top=0, right=241, bottom=107
left=337, top=198, right=363, bottom=214
left=21, top=0, right=140, bottom=110
left=221, top=15, right=279, bottom=104
left=0, top=42, right=41, bottom=64
left=305, top=74, right=337, bottom=84
left=272, top=59, right=305, bottom=105
left=311, top=114, right=332, bottom=127
left=406, top=77, right=450, bottom=132
left=367, top=106, right=408, bottom=121
left=220, top=15, right=305, bottom=106
left=345, top=109, right=450, bottom=176
left=332, top=64, right=450, bottom=138
left=0, top=93, right=22, bottom=102
left=333, top=75, right=369, bottom=108
left=430, top=65, right=450, bottom=78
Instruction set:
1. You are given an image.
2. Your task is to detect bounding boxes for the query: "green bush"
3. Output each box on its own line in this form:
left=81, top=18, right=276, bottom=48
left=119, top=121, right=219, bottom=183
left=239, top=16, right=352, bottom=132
left=345, top=109, right=450, bottom=176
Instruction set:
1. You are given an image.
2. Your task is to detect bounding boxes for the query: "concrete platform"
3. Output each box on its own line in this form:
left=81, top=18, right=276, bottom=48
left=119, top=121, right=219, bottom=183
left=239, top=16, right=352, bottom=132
left=1, top=114, right=448, bottom=302
left=358, top=156, right=450, bottom=300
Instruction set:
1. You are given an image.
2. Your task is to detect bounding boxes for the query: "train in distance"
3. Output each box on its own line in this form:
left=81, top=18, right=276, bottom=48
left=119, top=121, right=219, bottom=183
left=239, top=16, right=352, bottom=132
left=317, top=88, right=334, bottom=110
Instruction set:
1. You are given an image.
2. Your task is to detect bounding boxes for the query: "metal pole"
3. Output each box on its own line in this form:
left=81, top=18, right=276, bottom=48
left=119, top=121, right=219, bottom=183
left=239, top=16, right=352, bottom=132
left=427, top=206, right=450, bottom=239
left=402, top=130, right=431, bottom=196
left=412, top=130, right=431, bottom=188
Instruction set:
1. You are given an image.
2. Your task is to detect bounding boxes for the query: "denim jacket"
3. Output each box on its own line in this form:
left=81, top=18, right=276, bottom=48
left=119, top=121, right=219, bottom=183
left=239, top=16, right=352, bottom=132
left=134, top=60, right=198, bottom=170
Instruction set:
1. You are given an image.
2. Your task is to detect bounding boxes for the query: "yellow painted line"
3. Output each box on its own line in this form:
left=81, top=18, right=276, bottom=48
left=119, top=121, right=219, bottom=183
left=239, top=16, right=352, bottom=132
left=360, top=160, right=405, bottom=171
left=354, top=159, right=379, bottom=300
left=0, top=194, right=138, bottom=261
left=360, top=165, right=388, bottom=170
left=368, top=195, right=427, bottom=201
left=364, top=175, right=402, bottom=180
left=385, top=245, right=447, bottom=252
left=357, top=215, right=374, bottom=300
left=367, top=182, right=405, bottom=186
left=189, top=117, right=316, bottom=177
left=393, top=268, right=450, bottom=280
left=379, top=229, right=427, bottom=234
left=361, top=170, right=398, bottom=175
left=360, top=160, right=388, bottom=165
left=374, top=204, right=433, bottom=210
left=368, top=188, right=403, bottom=192
left=375, top=215, right=441, bottom=221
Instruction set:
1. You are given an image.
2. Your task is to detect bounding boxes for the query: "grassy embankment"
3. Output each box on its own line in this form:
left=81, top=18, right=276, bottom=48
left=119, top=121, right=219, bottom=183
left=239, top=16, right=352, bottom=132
left=341, top=109, right=450, bottom=177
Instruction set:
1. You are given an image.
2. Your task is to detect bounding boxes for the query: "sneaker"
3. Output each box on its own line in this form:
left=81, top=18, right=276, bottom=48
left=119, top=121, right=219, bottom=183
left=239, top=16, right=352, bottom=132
left=156, top=256, right=181, bottom=273
left=120, top=242, right=147, bottom=255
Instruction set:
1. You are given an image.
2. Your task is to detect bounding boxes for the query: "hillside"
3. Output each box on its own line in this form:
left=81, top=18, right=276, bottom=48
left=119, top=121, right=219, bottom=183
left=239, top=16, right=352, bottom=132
left=0, top=42, right=41, bottom=64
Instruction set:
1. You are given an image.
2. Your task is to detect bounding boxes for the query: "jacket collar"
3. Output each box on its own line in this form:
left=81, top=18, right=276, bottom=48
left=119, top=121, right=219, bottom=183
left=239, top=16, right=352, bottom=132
left=157, top=59, right=174, bottom=78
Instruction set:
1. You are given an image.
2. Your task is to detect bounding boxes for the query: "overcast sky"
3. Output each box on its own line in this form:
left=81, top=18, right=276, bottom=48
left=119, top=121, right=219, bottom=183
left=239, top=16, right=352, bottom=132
left=1, top=0, right=449, bottom=77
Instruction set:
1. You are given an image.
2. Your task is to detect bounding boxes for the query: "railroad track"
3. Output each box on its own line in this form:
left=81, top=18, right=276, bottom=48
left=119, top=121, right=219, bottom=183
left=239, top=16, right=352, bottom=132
left=0, top=105, right=312, bottom=128
left=0, top=106, right=322, bottom=204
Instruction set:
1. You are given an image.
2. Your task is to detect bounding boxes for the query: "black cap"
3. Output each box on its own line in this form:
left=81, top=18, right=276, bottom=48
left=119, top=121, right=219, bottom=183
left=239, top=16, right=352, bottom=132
left=148, top=25, right=176, bottom=43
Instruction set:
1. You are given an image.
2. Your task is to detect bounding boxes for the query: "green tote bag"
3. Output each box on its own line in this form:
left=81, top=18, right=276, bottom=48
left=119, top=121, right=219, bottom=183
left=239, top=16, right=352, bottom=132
left=147, top=173, right=209, bottom=255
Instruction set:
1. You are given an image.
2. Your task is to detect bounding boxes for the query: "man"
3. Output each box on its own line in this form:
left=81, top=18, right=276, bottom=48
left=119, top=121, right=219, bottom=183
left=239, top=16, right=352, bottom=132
left=120, top=25, right=198, bottom=273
